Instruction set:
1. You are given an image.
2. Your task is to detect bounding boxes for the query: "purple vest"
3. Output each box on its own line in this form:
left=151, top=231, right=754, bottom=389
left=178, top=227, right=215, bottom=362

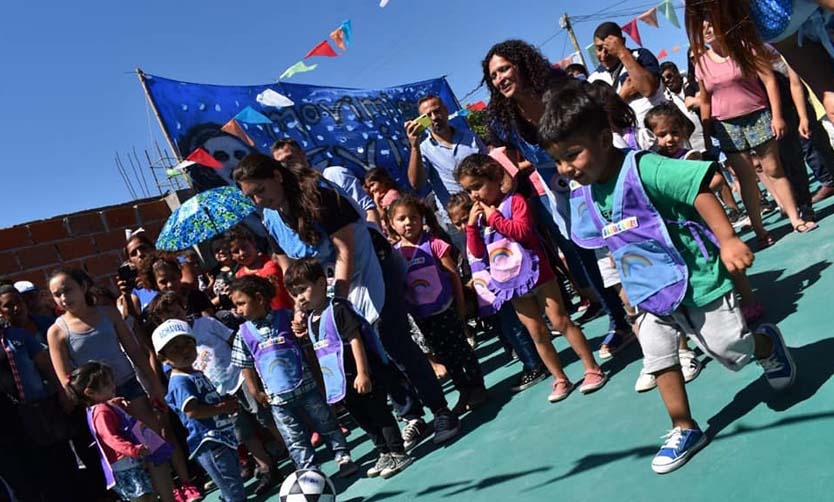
left=239, top=310, right=304, bottom=395
left=482, top=195, right=540, bottom=303
left=397, top=232, right=454, bottom=319
left=570, top=151, right=712, bottom=315
left=87, top=404, right=173, bottom=490
left=308, top=298, right=388, bottom=404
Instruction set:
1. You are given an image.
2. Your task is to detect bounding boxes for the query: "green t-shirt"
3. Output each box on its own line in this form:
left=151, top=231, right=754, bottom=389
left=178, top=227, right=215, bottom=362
left=591, top=152, right=733, bottom=307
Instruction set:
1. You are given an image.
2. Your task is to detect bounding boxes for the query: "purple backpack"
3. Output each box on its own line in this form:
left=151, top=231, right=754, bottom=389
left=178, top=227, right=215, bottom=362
left=570, top=151, right=718, bottom=315
left=482, top=195, right=540, bottom=303
left=397, top=232, right=454, bottom=319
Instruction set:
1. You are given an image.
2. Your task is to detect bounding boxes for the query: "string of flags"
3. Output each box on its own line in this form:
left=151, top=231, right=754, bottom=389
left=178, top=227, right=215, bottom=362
left=278, top=20, right=352, bottom=81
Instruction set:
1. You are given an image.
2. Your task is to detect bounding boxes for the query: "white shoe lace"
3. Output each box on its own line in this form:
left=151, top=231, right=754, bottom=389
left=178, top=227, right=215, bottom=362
left=403, top=421, right=421, bottom=441
left=660, top=427, right=684, bottom=450
left=759, top=354, right=784, bottom=372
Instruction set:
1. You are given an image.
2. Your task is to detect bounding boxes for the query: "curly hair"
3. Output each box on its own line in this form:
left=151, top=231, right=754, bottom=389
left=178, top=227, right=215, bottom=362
left=685, top=0, right=771, bottom=78
left=233, top=153, right=325, bottom=246
left=385, top=194, right=445, bottom=242
left=140, top=256, right=181, bottom=293
left=446, top=192, right=473, bottom=220
left=455, top=153, right=505, bottom=184
left=481, top=40, right=565, bottom=145
left=229, top=275, right=275, bottom=308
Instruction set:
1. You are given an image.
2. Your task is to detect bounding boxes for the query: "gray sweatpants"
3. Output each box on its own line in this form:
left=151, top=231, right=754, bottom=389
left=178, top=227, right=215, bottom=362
left=636, top=293, right=754, bottom=374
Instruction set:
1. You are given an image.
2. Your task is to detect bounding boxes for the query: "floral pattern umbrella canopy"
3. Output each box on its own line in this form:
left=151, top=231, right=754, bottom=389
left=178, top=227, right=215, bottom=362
left=156, top=186, right=257, bottom=251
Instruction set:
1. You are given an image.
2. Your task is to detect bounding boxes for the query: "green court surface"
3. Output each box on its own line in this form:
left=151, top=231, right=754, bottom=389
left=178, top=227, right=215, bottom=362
left=208, top=196, right=834, bottom=502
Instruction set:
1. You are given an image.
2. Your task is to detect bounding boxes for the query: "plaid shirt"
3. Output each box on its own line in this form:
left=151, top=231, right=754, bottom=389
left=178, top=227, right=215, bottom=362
left=231, top=313, right=317, bottom=406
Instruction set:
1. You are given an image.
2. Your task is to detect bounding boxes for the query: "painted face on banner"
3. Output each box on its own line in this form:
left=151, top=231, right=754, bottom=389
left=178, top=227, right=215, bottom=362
left=203, top=135, right=250, bottom=185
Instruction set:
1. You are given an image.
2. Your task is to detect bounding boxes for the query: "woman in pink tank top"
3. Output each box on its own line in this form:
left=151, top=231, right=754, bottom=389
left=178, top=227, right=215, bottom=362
left=692, top=15, right=818, bottom=248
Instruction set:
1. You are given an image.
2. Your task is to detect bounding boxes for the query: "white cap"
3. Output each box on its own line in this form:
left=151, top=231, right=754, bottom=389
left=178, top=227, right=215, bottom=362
left=152, top=319, right=196, bottom=355
left=13, top=281, right=37, bottom=294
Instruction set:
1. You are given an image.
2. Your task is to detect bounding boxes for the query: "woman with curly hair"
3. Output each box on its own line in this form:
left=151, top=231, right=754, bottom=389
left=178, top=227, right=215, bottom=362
left=481, top=40, right=633, bottom=357
left=233, top=153, right=461, bottom=446
left=686, top=0, right=834, bottom=122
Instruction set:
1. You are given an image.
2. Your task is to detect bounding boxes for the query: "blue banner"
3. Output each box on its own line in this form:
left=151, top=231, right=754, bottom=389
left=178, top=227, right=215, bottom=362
left=142, top=73, right=464, bottom=192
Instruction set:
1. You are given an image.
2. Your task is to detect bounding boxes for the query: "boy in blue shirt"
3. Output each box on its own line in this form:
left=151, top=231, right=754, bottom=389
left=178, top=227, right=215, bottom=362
left=153, top=320, right=245, bottom=502
left=538, top=80, right=797, bottom=474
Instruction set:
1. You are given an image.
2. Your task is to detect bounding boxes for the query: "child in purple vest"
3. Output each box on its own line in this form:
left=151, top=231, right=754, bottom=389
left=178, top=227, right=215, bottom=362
left=388, top=195, right=487, bottom=415
left=539, top=80, right=797, bottom=474
left=228, top=275, right=358, bottom=478
left=284, top=258, right=414, bottom=479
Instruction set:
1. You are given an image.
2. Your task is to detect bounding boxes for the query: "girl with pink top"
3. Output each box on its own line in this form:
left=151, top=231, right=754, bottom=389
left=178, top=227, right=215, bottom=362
left=694, top=19, right=817, bottom=248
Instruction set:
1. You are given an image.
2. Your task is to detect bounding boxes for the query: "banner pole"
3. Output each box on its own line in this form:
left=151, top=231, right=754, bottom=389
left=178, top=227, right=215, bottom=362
left=136, top=68, right=182, bottom=161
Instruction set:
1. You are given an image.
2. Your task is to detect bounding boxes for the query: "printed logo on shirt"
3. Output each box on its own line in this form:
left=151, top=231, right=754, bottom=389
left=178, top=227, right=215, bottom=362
left=602, top=217, right=639, bottom=239
left=313, top=339, right=330, bottom=350
left=260, top=336, right=286, bottom=348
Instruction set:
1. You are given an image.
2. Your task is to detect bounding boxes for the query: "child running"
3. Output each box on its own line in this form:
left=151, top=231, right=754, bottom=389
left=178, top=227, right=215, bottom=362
left=539, top=80, right=796, bottom=474
left=69, top=362, right=174, bottom=502
left=229, top=275, right=358, bottom=477
left=387, top=195, right=487, bottom=415
left=284, top=258, right=414, bottom=478
left=152, top=320, right=246, bottom=502
left=454, top=154, right=608, bottom=403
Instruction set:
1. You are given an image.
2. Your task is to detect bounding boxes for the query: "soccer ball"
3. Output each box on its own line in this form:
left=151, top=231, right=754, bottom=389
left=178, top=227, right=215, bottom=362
left=278, top=468, right=336, bottom=502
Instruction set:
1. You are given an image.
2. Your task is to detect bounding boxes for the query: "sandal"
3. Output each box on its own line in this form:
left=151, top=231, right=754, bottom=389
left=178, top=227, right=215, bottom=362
left=794, top=221, right=818, bottom=234
left=756, top=233, right=775, bottom=250
left=579, top=369, right=608, bottom=394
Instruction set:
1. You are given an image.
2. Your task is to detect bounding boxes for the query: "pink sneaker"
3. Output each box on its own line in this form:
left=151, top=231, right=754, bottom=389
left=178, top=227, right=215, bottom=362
left=339, top=423, right=350, bottom=436
left=180, top=484, right=203, bottom=502
left=173, top=487, right=186, bottom=502
left=547, top=379, right=574, bottom=403
left=311, top=432, right=323, bottom=447
left=579, top=369, right=608, bottom=394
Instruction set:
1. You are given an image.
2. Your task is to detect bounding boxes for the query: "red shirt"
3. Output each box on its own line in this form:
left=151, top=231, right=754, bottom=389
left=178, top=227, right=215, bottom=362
left=235, top=255, right=294, bottom=310
left=91, top=403, right=144, bottom=464
left=465, top=193, right=554, bottom=288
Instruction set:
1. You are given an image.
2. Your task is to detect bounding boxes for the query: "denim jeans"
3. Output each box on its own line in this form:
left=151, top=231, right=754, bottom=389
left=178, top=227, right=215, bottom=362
left=270, top=388, right=349, bottom=469
left=803, top=116, right=834, bottom=187
left=195, top=443, right=245, bottom=502
left=497, top=303, right=543, bottom=372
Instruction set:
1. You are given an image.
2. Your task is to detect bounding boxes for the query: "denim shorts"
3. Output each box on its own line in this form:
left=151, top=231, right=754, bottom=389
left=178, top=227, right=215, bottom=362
left=713, top=108, right=775, bottom=153
left=116, top=376, right=147, bottom=401
left=112, top=460, right=153, bottom=500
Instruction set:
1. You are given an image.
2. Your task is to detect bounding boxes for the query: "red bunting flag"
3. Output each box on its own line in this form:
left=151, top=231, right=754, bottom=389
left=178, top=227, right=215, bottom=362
left=330, top=28, right=346, bottom=51
left=304, top=40, right=339, bottom=59
left=657, top=49, right=669, bottom=60
left=621, top=18, right=642, bottom=46
left=466, top=101, right=487, bottom=112
left=186, top=147, right=223, bottom=169
left=638, top=7, right=659, bottom=28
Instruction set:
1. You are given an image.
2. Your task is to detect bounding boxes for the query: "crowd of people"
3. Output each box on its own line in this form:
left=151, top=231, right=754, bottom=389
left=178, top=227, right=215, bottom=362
left=3, top=1, right=834, bottom=500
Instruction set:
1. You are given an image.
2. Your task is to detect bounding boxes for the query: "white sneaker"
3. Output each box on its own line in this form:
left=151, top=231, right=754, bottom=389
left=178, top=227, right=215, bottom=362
left=679, top=349, right=702, bottom=383
left=634, top=369, right=657, bottom=392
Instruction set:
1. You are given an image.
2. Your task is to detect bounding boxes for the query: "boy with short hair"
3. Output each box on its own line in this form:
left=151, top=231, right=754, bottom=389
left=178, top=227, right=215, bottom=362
left=538, top=80, right=796, bottom=474
left=283, top=258, right=413, bottom=478
left=152, top=320, right=246, bottom=502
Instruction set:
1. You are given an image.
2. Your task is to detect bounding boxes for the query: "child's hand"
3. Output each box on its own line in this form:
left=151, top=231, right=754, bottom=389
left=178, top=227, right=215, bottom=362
left=354, top=373, right=372, bottom=395
left=481, top=203, right=497, bottom=221
left=719, top=237, right=754, bottom=273
left=771, top=116, right=787, bottom=139
left=291, top=310, right=308, bottom=338
left=467, top=202, right=484, bottom=226
left=137, top=446, right=150, bottom=459
left=798, top=118, right=811, bottom=139
left=108, top=397, right=130, bottom=409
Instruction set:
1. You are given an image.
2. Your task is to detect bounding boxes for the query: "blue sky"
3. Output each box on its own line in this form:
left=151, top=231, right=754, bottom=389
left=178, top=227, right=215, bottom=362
left=0, top=0, right=688, bottom=228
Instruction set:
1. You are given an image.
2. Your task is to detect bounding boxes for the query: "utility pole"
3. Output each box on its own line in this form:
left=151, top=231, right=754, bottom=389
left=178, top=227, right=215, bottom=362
left=560, top=12, right=588, bottom=69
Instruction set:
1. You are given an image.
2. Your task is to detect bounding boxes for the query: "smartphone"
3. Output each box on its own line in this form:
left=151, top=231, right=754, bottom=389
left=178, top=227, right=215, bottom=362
left=117, top=264, right=137, bottom=283
left=413, top=113, right=432, bottom=129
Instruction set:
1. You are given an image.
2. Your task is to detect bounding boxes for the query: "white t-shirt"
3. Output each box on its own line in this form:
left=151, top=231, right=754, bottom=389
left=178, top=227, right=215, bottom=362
left=191, top=317, right=242, bottom=395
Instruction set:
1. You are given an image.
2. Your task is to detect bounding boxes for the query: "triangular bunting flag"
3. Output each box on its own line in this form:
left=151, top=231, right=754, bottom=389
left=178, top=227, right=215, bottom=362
left=586, top=42, right=600, bottom=67
left=449, top=108, right=471, bottom=120
left=657, top=49, right=669, bottom=60
left=340, top=20, right=352, bottom=45
left=221, top=119, right=255, bottom=147
left=560, top=56, right=572, bottom=69
left=330, top=28, right=346, bottom=51
left=304, top=40, right=339, bottom=59
left=658, top=0, right=680, bottom=28
left=279, top=60, right=318, bottom=80
left=621, top=18, right=642, bottom=46
left=466, top=101, right=487, bottom=112
left=234, top=106, right=272, bottom=124
left=380, top=0, right=390, bottom=7
left=257, top=89, right=294, bottom=108
left=172, top=159, right=196, bottom=172
left=671, top=45, right=682, bottom=53
left=638, top=7, right=659, bottom=28
left=186, top=148, right=223, bottom=169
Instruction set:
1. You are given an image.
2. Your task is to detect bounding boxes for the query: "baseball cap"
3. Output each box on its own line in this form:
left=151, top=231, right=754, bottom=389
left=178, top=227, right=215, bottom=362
left=13, top=281, right=37, bottom=294
left=152, top=319, right=196, bottom=355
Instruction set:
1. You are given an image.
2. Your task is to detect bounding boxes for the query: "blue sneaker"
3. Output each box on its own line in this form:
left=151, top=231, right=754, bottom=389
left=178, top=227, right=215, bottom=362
left=756, top=323, right=796, bottom=390
left=651, top=427, right=707, bottom=474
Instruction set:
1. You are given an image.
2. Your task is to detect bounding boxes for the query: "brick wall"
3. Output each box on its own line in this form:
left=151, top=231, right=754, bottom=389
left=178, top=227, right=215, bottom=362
left=0, top=196, right=177, bottom=292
